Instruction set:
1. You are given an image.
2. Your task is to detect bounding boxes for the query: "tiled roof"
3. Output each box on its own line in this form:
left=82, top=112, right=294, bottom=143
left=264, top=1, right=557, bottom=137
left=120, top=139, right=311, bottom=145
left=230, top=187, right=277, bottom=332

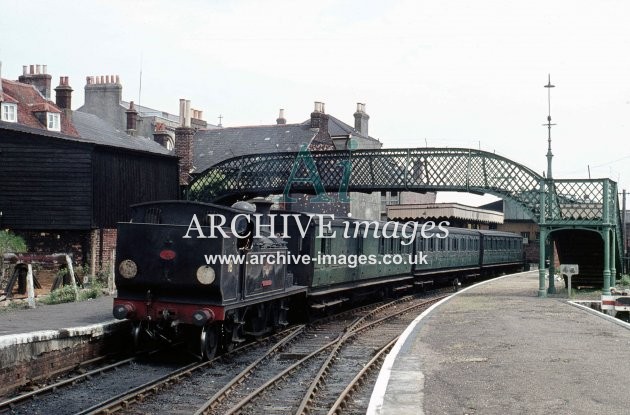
left=193, top=123, right=317, bottom=172
left=72, top=111, right=173, bottom=155
left=0, top=79, right=78, bottom=136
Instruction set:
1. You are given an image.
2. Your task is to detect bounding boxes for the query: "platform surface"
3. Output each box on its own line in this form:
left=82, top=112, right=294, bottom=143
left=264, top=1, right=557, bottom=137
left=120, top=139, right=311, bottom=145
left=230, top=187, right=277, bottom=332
left=368, top=271, right=630, bottom=415
left=0, top=295, right=114, bottom=337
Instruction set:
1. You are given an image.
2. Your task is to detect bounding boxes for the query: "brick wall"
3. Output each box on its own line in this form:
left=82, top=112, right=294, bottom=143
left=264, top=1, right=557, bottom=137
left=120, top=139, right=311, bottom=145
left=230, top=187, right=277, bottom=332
left=91, top=228, right=117, bottom=273
left=0, top=326, right=129, bottom=398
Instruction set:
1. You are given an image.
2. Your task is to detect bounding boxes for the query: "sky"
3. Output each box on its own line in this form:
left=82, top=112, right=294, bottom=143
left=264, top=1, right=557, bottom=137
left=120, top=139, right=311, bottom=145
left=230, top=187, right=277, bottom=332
left=2, top=0, right=630, bottom=205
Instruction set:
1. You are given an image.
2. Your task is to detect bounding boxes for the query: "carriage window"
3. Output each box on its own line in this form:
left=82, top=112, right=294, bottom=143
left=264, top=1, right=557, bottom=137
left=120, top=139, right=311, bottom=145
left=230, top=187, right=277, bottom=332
left=357, top=236, right=364, bottom=254
left=320, top=234, right=332, bottom=255
left=452, top=238, right=458, bottom=251
left=439, top=238, right=446, bottom=251
left=460, top=238, right=466, bottom=251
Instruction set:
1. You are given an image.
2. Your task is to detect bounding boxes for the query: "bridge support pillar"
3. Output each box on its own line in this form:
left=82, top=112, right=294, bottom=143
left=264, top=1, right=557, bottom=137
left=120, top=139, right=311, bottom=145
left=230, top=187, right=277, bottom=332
left=538, top=228, right=547, bottom=297
left=602, top=229, right=611, bottom=296
left=547, top=236, right=556, bottom=294
left=610, top=230, right=616, bottom=288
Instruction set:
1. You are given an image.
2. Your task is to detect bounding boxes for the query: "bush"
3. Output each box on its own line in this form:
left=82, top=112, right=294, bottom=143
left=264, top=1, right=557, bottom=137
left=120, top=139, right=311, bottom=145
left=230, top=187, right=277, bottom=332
left=0, top=230, right=27, bottom=255
left=78, top=283, right=104, bottom=301
left=618, top=274, right=630, bottom=287
left=0, top=231, right=27, bottom=273
left=40, top=285, right=77, bottom=305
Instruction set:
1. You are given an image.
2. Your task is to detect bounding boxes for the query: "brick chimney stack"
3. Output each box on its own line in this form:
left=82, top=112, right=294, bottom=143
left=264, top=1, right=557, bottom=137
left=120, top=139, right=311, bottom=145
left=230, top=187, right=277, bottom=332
left=54, top=76, right=73, bottom=110
left=276, top=108, right=286, bottom=125
left=19, top=64, right=52, bottom=99
left=353, top=102, right=369, bottom=136
left=125, top=101, right=138, bottom=136
left=153, top=122, right=171, bottom=147
left=175, top=98, right=195, bottom=186
left=83, top=75, right=123, bottom=130
left=310, top=101, right=327, bottom=129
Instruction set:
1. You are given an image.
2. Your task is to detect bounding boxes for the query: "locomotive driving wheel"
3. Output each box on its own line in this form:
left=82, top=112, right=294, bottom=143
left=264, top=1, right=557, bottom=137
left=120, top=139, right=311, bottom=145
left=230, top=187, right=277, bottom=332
left=132, top=321, right=150, bottom=351
left=200, top=325, right=219, bottom=360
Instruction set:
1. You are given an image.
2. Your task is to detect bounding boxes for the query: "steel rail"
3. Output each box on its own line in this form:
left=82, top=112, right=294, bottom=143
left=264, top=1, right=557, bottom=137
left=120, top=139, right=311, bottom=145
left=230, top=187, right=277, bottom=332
left=0, top=355, right=137, bottom=412
left=223, top=295, right=447, bottom=415
left=77, top=325, right=304, bottom=415
left=327, top=335, right=399, bottom=415
left=193, top=326, right=305, bottom=415
left=295, top=295, right=446, bottom=415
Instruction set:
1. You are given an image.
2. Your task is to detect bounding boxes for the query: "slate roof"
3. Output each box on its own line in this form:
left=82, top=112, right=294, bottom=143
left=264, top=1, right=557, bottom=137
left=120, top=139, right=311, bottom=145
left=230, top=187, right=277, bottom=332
left=71, top=111, right=173, bottom=155
left=326, top=114, right=380, bottom=144
left=121, top=100, right=180, bottom=123
left=0, top=116, right=174, bottom=157
left=0, top=79, right=78, bottom=136
left=193, top=122, right=317, bottom=172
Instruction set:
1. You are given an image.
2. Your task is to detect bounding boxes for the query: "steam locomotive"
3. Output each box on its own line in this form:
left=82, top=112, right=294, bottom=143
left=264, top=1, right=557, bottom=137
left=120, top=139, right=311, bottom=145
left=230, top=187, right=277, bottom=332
left=113, top=199, right=523, bottom=358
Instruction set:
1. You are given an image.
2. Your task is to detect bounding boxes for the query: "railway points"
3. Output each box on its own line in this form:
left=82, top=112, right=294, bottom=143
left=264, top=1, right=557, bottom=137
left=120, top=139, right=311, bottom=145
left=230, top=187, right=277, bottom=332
left=368, top=270, right=630, bottom=415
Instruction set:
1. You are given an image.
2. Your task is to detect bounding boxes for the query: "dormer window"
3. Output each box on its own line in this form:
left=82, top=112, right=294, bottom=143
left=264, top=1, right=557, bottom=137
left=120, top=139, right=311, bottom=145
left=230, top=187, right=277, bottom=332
left=1, top=103, right=17, bottom=123
left=47, top=112, right=60, bottom=131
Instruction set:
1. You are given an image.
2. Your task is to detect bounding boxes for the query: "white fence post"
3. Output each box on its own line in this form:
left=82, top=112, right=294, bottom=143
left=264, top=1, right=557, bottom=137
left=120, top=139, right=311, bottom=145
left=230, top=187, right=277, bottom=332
left=26, top=264, right=36, bottom=308
left=65, top=254, right=79, bottom=300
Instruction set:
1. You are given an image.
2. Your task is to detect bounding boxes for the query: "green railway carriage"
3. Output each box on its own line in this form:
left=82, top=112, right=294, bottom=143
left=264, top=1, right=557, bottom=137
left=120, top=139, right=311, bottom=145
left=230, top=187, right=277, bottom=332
left=273, top=212, right=524, bottom=308
left=479, top=230, right=524, bottom=269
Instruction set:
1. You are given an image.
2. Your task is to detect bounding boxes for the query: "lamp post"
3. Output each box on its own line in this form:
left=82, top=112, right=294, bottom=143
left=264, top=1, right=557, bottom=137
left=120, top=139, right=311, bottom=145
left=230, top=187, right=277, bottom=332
left=543, top=75, right=556, bottom=294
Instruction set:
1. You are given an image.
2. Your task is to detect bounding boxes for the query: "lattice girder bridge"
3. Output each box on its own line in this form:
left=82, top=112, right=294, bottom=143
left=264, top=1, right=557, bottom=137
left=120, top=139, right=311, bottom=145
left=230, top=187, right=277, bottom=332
left=188, top=147, right=623, bottom=296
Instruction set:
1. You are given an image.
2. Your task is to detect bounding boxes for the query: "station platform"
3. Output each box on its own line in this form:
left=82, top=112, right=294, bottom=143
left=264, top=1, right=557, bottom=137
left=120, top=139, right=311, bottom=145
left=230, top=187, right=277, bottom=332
left=368, top=270, right=630, bottom=415
left=0, top=295, right=126, bottom=397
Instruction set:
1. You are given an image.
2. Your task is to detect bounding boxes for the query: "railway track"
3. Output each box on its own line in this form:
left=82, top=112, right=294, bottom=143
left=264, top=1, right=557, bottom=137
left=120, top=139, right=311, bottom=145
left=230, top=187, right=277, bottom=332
left=1, top=289, right=451, bottom=415
left=197, top=292, right=447, bottom=415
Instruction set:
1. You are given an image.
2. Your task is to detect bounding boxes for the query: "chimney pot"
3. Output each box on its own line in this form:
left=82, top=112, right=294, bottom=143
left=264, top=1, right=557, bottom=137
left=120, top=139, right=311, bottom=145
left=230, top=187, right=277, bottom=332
left=179, top=99, right=186, bottom=127
left=29, top=65, right=34, bottom=74
left=276, top=108, right=286, bottom=125
left=43, top=65, right=47, bottom=74
left=22, top=65, right=27, bottom=75
left=116, top=75, right=120, bottom=83
left=185, top=100, right=191, bottom=127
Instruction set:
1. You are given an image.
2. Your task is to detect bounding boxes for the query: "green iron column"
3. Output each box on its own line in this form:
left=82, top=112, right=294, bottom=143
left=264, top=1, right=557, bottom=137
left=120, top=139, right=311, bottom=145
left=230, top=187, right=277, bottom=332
left=547, top=235, right=556, bottom=294
left=538, top=178, right=547, bottom=297
left=610, top=229, right=616, bottom=288
left=602, top=228, right=611, bottom=296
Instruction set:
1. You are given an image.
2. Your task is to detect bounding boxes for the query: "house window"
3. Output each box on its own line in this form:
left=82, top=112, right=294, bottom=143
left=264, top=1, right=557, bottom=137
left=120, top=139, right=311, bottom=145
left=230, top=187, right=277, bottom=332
left=1, top=103, right=17, bottom=122
left=47, top=112, right=60, bottom=131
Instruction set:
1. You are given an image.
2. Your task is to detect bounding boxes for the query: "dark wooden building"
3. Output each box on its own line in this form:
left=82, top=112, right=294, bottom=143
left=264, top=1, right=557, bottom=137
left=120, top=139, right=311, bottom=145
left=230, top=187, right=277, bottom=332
left=0, top=120, right=178, bottom=271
